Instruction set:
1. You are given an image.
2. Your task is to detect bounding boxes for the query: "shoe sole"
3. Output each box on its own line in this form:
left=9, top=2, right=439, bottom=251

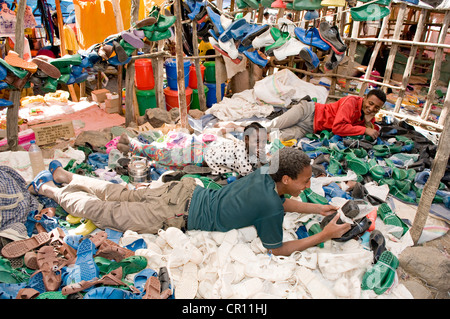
left=1, top=232, right=51, bottom=259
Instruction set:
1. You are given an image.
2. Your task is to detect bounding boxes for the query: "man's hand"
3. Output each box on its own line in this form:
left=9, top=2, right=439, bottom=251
left=321, top=213, right=352, bottom=240
left=317, top=204, right=339, bottom=216
left=365, top=127, right=379, bottom=140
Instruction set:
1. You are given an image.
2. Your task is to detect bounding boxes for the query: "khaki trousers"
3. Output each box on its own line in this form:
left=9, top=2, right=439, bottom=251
left=265, top=100, right=315, bottom=140
left=55, top=175, right=198, bottom=234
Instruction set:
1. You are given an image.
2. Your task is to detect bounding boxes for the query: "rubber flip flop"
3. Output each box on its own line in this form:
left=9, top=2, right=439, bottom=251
left=1, top=232, right=51, bottom=259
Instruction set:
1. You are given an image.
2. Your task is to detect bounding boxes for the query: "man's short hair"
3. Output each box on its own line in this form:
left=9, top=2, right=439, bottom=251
left=244, top=122, right=265, bottom=133
left=269, top=148, right=311, bottom=182
left=367, top=89, right=386, bottom=103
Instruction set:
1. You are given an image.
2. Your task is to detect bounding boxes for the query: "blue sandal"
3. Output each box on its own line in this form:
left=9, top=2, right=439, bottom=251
left=28, top=170, right=53, bottom=193
left=48, top=160, right=63, bottom=186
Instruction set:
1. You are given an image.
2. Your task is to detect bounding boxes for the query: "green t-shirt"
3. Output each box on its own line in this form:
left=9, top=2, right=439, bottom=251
left=187, top=167, right=285, bottom=249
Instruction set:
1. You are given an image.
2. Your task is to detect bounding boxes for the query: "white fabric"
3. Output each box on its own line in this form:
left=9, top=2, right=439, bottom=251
left=205, top=69, right=329, bottom=121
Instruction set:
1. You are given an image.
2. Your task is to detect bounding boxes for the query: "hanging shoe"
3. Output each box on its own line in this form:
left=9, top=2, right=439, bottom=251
left=321, top=0, right=346, bottom=6
left=240, top=23, right=270, bottom=47
left=121, top=30, right=145, bottom=49
left=350, top=3, right=390, bottom=22
left=293, top=0, right=322, bottom=10
left=294, top=27, right=330, bottom=51
left=251, top=28, right=275, bottom=49
left=4, top=51, right=38, bottom=73
left=135, top=16, right=157, bottom=29
left=206, top=6, right=225, bottom=35
left=304, top=10, right=320, bottom=20
left=299, top=47, right=319, bottom=70
left=271, top=0, right=287, bottom=7
left=324, top=51, right=345, bottom=71
left=243, top=50, right=268, bottom=67
left=273, top=37, right=306, bottom=61
left=318, top=22, right=347, bottom=54
left=219, top=18, right=247, bottom=43
left=50, top=53, right=82, bottom=68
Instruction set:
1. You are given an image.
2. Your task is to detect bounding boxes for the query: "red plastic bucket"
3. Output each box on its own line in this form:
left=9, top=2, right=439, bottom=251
left=134, top=59, right=155, bottom=90
left=164, top=87, right=193, bottom=111
left=189, top=64, right=206, bottom=89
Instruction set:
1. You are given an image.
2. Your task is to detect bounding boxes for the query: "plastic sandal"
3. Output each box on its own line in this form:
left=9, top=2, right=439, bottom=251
left=48, top=160, right=63, bottom=186
left=369, top=230, right=386, bottom=263
left=361, top=250, right=399, bottom=295
left=75, top=238, right=99, bottom=282
left=36, top=245, right=62, bottom=291
left=377, top=203, right=408, bottom=239
left=0, top=258, right=30, bottom=284
left=1, top=232, right=51, bottom=259
left=83, top=286, right=141, bottom=299
left=28, top=170, right=53, bottom=194
left=15, top=288, right=40, bottom=299
left=134, top=268, right=158, bottom=293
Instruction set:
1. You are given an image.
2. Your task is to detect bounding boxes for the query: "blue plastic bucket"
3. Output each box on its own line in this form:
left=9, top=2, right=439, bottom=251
left=205, top=82, right=226, bottom=107
left=165, top=59, right=191, bottom=91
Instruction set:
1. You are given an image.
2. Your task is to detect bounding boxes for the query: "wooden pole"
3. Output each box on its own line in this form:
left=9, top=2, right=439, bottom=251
left=382, top=2, right=407, bottom=93
left=358, top=5, right=391, bottom=96
left=191, top=21, right=207, bottom=111
left=420, top=11, right=450, bottom=121
left=344, top=2, right=361, bottom=92
left=410, top=107, right=450, bottom=244
left=6, top=0, right=26, bottom=151
left=393, top=8, right=426, bottom=113
left=438, top=80, right=449, bottom=127
left=55, top=0, right=78, bottom=102
left=173, top=0, right=188, bottom=129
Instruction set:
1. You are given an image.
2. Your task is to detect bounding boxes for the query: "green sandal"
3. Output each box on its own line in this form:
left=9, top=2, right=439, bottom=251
left=361, top=250, right=398, bottom=295
left=95, top=256, right=147, bottom=279
left=377, top=203, right=409, bottom=238
left=300, top=188, right=329, bottom=205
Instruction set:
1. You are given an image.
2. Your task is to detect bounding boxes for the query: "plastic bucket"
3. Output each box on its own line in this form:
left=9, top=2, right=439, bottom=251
left=164, top=86, right=193, bottom=111
left=134, top=59, right=155, bottom=90
left=164, top=59, right=191, bottom=90
left=203, top=61, right=216, bottom=83
left=136, top=89, right=157, bottom=115
left=204, top=82, right=225, bottom=107
left=189, top=64, right=206, bottom=89
left=191, top=86, right=209, bottom=110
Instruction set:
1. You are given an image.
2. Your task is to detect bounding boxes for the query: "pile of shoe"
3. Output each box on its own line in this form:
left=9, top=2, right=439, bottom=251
left=188, top=2, right=348, bottom=71
left=0, top=226, right=174, bottom=299
left=0, top=7, right=176, bottom=97
left=297, top=118, right=447, bottom=207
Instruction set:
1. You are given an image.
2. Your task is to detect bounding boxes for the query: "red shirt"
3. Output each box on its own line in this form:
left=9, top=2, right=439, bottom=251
left=314, top=95, right=377, bottom=136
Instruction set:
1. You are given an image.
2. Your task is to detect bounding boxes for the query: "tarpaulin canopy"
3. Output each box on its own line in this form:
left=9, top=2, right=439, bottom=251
left=73, top=0, right=151, bottom=50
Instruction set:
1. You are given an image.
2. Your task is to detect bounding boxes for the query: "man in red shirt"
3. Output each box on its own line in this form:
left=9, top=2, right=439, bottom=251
left=265, top=89, right=386, bottom=141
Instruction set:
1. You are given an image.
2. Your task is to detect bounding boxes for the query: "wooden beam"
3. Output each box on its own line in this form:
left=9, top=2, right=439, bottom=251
left=410, top=107, right=450, bottom=244
left=358, top=5, right=391, bottom=96
left=55, top=0, right=78, bottom=102
left=191, top=21, right=207, bottom=111
left=438, top=80, right=449, bottom=127
left=6, top=0, right=26, bottom=151
left=420, top=10, right=450, bottom=121
left=393, top=8, right=427, bottom=113
left=382, top=2, right=407, bottom=93
left=173, top=0, right=188, bottom=129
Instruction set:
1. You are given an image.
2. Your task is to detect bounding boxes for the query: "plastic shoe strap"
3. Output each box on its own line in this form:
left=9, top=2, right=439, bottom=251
left=377, top=260, right=397, bottom=275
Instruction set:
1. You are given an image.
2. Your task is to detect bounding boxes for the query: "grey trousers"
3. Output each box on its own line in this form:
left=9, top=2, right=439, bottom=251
left=265, top=100, right=315, bottom=140
left=54, top=175, right=198, bottom=234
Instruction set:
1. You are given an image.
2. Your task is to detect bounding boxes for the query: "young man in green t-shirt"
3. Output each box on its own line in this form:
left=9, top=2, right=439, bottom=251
left=27, top=148, right=350, bottom=256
